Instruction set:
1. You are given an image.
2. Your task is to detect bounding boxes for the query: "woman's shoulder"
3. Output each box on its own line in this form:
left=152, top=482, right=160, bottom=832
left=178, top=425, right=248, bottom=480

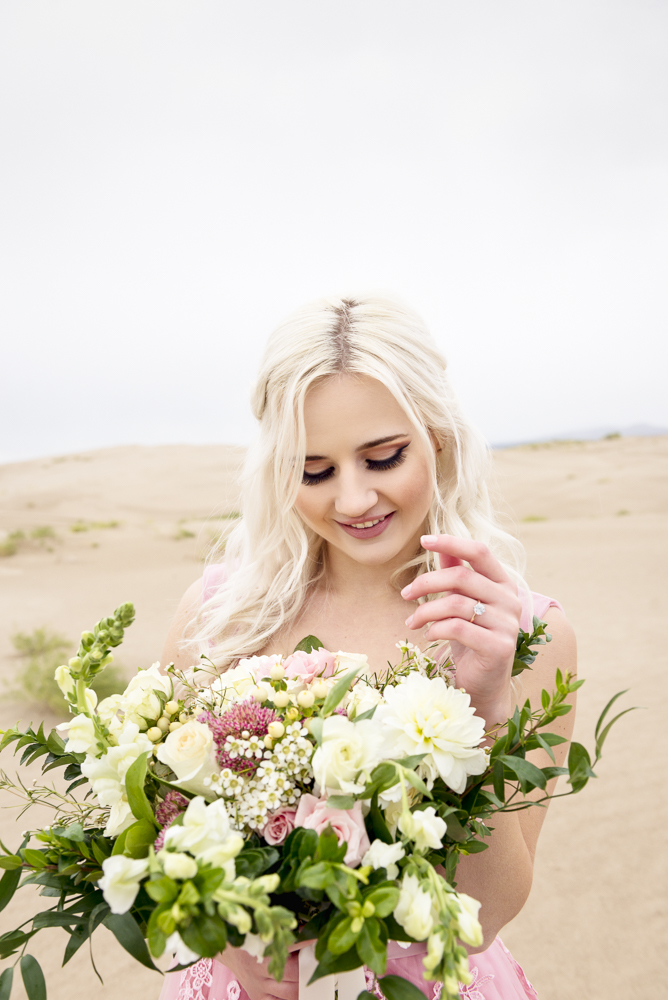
left=519, top=588, right=565, bottom=632
left=202, top=562, right=229, bottom=603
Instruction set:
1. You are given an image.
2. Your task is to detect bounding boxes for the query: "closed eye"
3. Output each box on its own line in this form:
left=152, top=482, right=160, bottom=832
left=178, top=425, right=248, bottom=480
left=302, top=466, right=335, bottom=485
left=365, top=444, right=409, bottom=471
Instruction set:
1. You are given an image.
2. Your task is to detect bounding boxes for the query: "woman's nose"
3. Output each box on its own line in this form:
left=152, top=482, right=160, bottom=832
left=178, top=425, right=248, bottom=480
left=334, top=468, right=378, bottom=518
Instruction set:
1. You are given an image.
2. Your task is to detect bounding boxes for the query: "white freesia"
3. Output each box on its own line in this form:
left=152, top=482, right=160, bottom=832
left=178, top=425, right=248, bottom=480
left=164, top=931, right=200, bottom=966
left=81, top=722, right=153, bottom=837
left=240, top=932, right=266, bottom=963
left=393, top=873, right=435, bottom=940
left=362, top=840, right=405, bottom=880
left=57, top=713, right=98, bottom=755
left=311, top=715, right=385, bottom=794
left=54, top=665, right=75, bottom=699
left=377, top=674, right=487, bottom=794
left=453, top=891, right=483, bottom=947
left=165, top=797, right=243, bottom=878
left=159, top=851, right=199, bottom=881
left=98, top=855, right=149, bottom=914
left=156, top=720, right=220, bottom=797
left=398, top=806, right=447, bottom=852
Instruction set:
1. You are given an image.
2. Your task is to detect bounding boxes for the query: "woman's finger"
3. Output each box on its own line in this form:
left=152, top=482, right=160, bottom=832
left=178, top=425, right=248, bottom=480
left=422, top=616, right=509, bottom=656
left=402, top=564, right=500, bottom=605
left=406, top=593, right=496, bottom=631
left=420, top=534, right=509, bottom=584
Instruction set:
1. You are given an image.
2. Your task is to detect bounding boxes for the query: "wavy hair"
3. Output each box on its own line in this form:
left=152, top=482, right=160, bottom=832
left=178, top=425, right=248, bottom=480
left=192, top=294, right=527, bottom=667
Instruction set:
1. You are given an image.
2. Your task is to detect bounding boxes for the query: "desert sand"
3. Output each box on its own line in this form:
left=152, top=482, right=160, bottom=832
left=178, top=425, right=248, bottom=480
left=0, top=436, right=666, bottom=1000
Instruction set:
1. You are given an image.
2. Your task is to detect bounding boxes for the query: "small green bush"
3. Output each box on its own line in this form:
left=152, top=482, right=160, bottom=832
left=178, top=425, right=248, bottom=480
left=7, top=627, right=128, bottom=716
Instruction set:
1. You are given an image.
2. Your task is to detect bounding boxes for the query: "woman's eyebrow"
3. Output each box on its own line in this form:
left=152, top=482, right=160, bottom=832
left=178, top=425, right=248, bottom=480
left=304, top=433, right=409, bottom=461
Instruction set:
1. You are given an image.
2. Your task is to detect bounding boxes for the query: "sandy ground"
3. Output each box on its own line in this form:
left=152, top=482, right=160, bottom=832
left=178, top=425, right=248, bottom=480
left=0, top=436, right=666, bottom=1000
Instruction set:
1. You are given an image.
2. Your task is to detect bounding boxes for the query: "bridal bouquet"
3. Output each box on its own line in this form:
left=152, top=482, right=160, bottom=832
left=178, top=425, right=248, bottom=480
left=0, top=604, right=629, bottom=1000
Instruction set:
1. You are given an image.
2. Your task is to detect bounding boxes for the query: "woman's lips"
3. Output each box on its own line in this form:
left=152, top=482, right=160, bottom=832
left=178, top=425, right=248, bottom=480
left=336, top=511, right=395, bottom=539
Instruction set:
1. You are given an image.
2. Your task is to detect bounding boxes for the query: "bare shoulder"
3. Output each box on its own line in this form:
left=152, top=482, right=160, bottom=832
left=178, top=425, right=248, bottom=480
left=161, top=577, right=204, bottom=673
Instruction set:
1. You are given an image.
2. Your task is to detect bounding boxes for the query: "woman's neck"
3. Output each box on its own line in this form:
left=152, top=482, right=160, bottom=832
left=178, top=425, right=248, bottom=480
left=320, top=540, right=417, bottom=603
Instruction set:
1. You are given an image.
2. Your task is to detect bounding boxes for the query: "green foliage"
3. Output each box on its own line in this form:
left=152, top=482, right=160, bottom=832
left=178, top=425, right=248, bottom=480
left=512, top=616, right=552, bottom=676
left=292, top=635, right=324, bottom=654
left=6, top=627, right=127, bottom=716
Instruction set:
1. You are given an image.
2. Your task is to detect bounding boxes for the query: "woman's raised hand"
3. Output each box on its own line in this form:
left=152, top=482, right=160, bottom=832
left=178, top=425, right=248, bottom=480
left=401, top=535, right=522, bottom=727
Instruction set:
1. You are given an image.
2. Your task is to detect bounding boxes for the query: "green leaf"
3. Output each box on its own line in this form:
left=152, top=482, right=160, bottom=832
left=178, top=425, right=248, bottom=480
left=20, top=956, right=46, bottom=1000
left=315, top=827, right=345, bottom=862
left=298, top=861, right=336, bottom=890
left=492, top=760, right=505, bottom=803
left=62, top=924, right=89, bottom=966
left=293, top=635, right=324, bottom=653
left=356, top=993, right=377, bottom=1000
left=498, top=754, right=547, bottom=793
left=396, top=766, right=431, bottom=799
left=568, top=742, right=596, bottom=792
left=353, top=707, right=377, bottom=722
left=378, top=974, right=427, bottom=1000
left=144, top=876, right=179, bottom=905
left=365, top=885, right=399, bottom=918
left=123, top=819, right=158, bottom=859
left=234, top=847, right=279, bottom=879
left=356, top=919, right=385, bottom=975
left=0, top=967, right=13, bottom=1000
left=326, top=795, right=355, bottom=811
left=22, top=849, right=49, bottom=870
left=125, top=753, right=157, bottom=826
left=368, top=796, right=393, bottom=845
left=328, top=916, right=359, bottom=955
left=0, top=856, right=21, bottom=870
left=322, top=668, right=361, bottom=717
left=0, top=866, right=22, bottom=913
left=181, top=913, right=228, bottom=958
left=103, top=912, right=159, bottom=971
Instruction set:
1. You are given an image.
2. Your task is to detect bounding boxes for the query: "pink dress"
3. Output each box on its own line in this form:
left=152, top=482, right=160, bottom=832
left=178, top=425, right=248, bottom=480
left=159, top=566, right=564, bottom=1000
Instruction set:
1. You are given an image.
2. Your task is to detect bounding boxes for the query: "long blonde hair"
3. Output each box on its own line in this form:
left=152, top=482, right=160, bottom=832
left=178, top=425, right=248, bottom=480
left=193, top=294, right=526, bottom=667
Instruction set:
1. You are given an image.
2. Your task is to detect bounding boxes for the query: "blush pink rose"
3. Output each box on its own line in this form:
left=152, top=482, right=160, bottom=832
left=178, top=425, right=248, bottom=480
left=282, top=649, right=336, bottom=685
left=262, top=807, right=297, bottom=846
left=294, top=794, right=370, bottom=866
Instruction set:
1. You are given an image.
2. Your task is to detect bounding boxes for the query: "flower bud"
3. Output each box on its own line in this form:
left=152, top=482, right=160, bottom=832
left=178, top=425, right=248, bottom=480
left=297, top=690, right=315, bottom=709
left=157, top=717, right=170, bottom=733
left=263, top=736, right=274, bottom=749
left=270, top=664, right=285, bottom=681
left=165, top=700, right=180, bottom=716
left=311, top=681, right=329, bottom=699
left=286, top=707, right=300, bottom=722
left=179, top=712, right=189, bottom=723
left=146, top=727, right=163, bottom=742
left=252, top=686, right=269, bottom=703
left=169, top=721, right=183, bottom=732
left=267, top=721, right=285, bottom=740
left=272, top=690, right=290, bottom=708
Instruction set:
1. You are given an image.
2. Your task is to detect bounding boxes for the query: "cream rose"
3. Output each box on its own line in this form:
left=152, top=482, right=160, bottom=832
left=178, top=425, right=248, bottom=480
left=312, top=715, right=384, bottom=794
left=156, top=720, right=220, bottom=797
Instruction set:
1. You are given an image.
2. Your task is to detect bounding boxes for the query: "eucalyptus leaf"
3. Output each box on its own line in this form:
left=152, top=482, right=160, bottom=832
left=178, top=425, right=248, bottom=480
left=125, top=752, right=157, bottom=827
left=20, top=956, right=46, bottom=1000
left=103, top=912, right=159, bottom=971
left=322, top=668, right=361, bottom=716
left=0, top=866, right=22, bottom=914
left=0, top=967, right=13, bottom=1000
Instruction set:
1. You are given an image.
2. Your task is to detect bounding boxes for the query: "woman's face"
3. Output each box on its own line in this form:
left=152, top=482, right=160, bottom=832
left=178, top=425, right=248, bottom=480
left=294, top=374, right=435, bottom=569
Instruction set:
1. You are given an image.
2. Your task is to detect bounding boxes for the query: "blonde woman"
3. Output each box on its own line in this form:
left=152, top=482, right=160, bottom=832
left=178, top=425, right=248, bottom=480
left=159, top=296, right=576, bottom=1000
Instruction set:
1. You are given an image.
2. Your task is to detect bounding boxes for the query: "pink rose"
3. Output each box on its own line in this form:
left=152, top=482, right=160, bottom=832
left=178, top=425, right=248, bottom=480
left=294, top=794, right=370, bottom=866
left=283, top=649, right=336, bottom=685
left=262, top=807, right=297, bottom=846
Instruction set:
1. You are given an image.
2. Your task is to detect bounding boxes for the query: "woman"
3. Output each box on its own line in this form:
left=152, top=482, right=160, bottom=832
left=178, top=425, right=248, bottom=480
left=159, top=296, right=576, bottom=1000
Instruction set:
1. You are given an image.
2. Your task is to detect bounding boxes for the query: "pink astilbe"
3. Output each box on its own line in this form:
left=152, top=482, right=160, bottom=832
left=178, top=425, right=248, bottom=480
left=199, top=701, right=277, bottom=773
left=154, top=790, right=189, bottom=850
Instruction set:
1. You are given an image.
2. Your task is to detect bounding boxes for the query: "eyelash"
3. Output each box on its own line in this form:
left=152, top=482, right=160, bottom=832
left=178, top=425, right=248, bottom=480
left=301, top=445, right=409, bottom=486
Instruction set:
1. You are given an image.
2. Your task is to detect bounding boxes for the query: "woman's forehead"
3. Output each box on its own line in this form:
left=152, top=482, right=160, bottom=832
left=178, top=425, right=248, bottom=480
left=303, top=375, right=411, bottom=453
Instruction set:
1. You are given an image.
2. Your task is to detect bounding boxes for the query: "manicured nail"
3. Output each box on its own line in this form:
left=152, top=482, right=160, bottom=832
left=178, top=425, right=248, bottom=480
left=405, top=615, right=414, bottom=627
left=421, top=535, right=438, bottom=545
left=401, top=585, right=412, bottom=598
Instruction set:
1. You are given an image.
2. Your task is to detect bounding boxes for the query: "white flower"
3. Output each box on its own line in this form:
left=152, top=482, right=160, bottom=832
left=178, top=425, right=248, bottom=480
left=393, top=873, right=435, bottom=940
left=81, top=722, right=153, bottom=837
left=97, top=693, right=126, bottom=724
left=206, top=661, right=259, bottom=707
left=123, top=663, right=172, bottom=730
left=334, top=651, right=369, bottom=676
left=376, top=674, right=487, bottom=794
left=54, top=665, right=75, bottom=699
left=156, top=720, right=220, bottom=797
left=124, top=662, right=172, bottom=700
left=453, top=892, right=483, bottom=947
left=98, top=855, right=149, bottom=914
left=240, top=933, right=266, bottom=963
left=57, top=713, right=98, bottom=755
left=159, top=851, right=199, bottom=881
left=398, top=806, right=447, bottom=852
left=164, top=932, right=199, bottom=966
left=312, top=715, right=385, bottom=795
left=165, top=797, right=243, bottom=876
left=346, top=683, right=383, bottom=720
left=362, top=840, right=405, bottom=879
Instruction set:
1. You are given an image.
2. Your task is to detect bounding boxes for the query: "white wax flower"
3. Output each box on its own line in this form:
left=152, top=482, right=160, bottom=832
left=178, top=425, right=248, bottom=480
left=393, top=873, right=435, bottom=940
left=81, top=721, right=153, bottom=837
left=312, top=714, right=385, bottom=795
left=376, top=674, right=487, bottom=794
left=159, top=851, right=199, bottom=881
left=398, top=806, right=447, bottom=852
left=362, top=840, right=405, bottom=880
left=156, top=720, right=220, bottom=797
left=164, top=932, right=199, bottom=966
left=165, top=796, right=243, bottom=875
left=57, top=713, right=97, bottom=755
left=98, top=855, right=149, bottom=914
left=453, top=892, right=483, bottom=947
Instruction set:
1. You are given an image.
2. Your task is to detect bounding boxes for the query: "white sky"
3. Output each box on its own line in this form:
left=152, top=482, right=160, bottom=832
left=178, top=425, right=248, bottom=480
left=1, top=1, right=667, bottom=462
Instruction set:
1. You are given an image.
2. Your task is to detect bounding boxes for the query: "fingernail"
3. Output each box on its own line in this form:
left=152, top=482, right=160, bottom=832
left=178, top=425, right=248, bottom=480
left=421, top=535, right=437, bottom=545
left=401, top=585, right=412, bottom=598
left=405, top=615, right=414, bottom=627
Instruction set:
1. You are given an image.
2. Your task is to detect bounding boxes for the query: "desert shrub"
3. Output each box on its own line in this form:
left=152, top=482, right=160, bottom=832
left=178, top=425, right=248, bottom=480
left=7, top=627, right=127, bottom=716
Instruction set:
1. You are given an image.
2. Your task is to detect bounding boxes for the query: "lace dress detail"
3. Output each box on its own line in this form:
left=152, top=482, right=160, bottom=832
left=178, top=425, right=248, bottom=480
left=457, top=966, right=495, bottom=1000
left=176, top=959, right=214, bottom=1000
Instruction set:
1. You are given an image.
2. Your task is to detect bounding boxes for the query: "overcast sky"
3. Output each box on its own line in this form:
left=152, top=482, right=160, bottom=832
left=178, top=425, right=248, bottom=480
left=1, top=1, right=667, bottom=463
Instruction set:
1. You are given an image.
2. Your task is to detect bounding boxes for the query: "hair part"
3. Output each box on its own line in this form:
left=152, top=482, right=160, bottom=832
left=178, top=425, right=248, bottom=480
left=191, top=294, right=527, bottom=667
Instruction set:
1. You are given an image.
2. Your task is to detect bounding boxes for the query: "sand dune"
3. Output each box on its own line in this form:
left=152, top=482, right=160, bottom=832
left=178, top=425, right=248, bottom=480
left=1, top=436, right=666, bottom=1000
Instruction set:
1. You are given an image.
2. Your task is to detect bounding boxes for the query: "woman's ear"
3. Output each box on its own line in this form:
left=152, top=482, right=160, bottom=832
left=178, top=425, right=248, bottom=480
left=429, top=428, right=443, bottom=454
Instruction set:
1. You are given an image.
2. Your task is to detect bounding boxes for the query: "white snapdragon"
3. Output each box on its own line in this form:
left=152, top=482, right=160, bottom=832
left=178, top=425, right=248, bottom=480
left=376, top=674, right=487, bottom=794
left=164, top=932, right=200, bottom=966
left=362, top=840, right=405, bottom=880
left=156, top=720, right=220, bottom=797
left=97, top=693, right=126, bottom=725
left=159, top=851, right=199, bottom=881
left=452, top=892, right=483, bottom=947
left=398, top=806, right=447, bottom=852
left=164, top=797, right=243, bottom=878
left=81, top=721, right=153, bottom=837
left=54, top=665, right=75, bottom=700
left=312, top=715, right=384, bottom=795
left=98, top=855, right=149, bottom=914
left=57, top=713, right=98, bottom=755
left=393, top=873, right=436, bottom=940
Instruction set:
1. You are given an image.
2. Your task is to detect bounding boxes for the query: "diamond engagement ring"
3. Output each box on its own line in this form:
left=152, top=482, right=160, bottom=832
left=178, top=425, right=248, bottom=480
left=469, top=601, right=486, bottom=623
